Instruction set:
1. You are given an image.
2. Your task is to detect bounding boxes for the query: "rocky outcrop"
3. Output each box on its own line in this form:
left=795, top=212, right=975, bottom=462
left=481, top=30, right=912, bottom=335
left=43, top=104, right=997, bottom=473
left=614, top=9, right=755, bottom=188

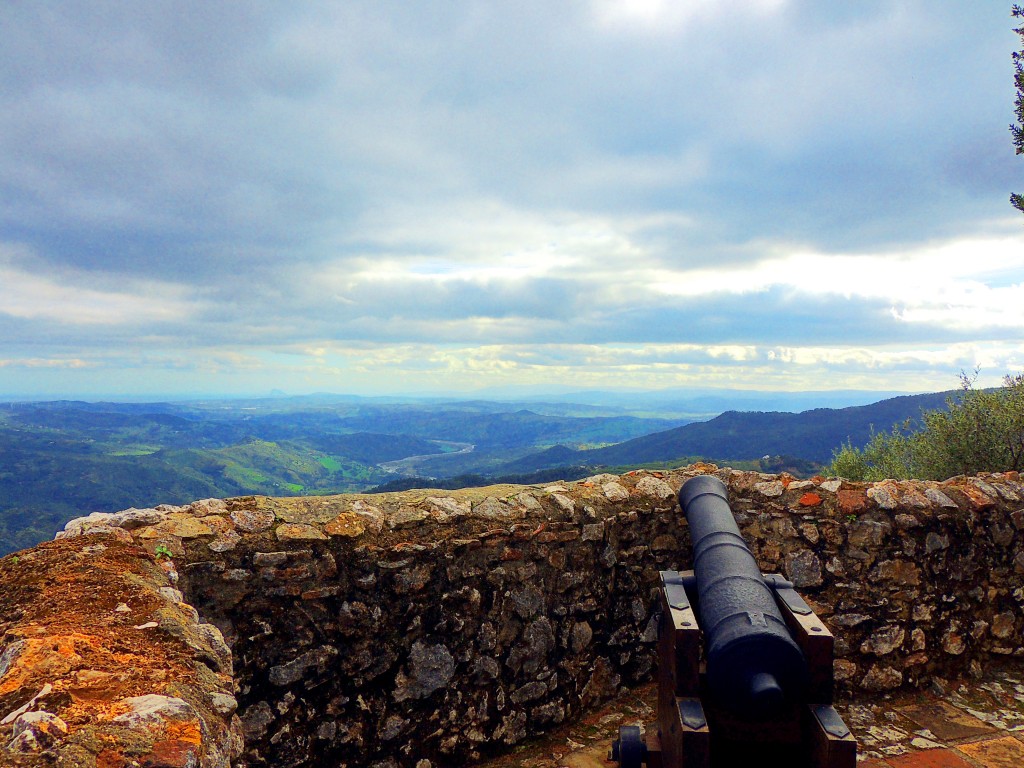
left=0, top=535, right=241, bottom=767
left=1, top=465, right=1022, bottom=767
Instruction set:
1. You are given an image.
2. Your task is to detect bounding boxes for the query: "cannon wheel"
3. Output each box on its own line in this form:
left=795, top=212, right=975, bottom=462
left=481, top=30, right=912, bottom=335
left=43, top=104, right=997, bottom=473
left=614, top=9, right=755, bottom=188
left=613, top=725, right=644, bottom=768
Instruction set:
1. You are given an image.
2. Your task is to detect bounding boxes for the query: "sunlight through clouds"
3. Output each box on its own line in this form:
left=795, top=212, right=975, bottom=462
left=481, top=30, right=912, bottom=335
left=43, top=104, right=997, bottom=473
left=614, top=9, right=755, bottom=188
left=650, top=231, right=1024, bottom=334
left=590, top=0, right=788, bottom=33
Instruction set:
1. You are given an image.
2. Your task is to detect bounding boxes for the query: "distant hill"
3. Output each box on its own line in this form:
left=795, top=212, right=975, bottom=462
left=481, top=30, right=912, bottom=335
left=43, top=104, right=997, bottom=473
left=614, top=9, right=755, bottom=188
left=0, top=397, right=685, bottom=555
left=329, top=407, right=685, bottom=449
left=295, top=432, right=446, bottom=464
left=494, top=445, right=585, bottom=474
left=492, top=391, right=954, bottom=473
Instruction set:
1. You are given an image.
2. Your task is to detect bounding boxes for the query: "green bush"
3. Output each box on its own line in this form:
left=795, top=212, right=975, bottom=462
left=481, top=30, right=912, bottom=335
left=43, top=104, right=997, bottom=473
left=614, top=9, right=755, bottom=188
left=828, top=372, right=1024, bottom=481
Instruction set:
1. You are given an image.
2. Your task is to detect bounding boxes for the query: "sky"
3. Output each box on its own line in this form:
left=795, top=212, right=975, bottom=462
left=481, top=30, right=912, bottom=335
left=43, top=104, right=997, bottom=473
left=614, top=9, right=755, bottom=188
left=1, top=1, right=1023, bottom=400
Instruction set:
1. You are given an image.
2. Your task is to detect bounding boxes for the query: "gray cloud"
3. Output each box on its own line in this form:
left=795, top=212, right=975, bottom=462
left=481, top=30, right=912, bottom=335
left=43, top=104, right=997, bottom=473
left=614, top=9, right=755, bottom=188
left=1, top=1, right=1022, bottom=395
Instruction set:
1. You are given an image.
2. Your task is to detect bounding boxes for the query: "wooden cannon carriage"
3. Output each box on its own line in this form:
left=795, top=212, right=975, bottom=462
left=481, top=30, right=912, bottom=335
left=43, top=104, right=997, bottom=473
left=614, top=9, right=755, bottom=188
left=611, top=476, right=857, bottom=768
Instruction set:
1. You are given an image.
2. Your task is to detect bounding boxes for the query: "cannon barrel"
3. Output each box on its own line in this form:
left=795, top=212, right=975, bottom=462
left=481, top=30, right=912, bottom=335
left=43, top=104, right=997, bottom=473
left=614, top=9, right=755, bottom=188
left=678, top=475, right=808, bottom=719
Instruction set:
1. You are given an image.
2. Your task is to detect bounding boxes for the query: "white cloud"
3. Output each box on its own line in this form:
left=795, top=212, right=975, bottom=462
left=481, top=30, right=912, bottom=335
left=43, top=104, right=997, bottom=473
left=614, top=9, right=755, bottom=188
left=0, top=252, right=198, bottom=326
left=650, top=231, right=1024, bottom=333
left=0, top=357, right=92, bottom=369
left=255, top=339, right=1024, bottom=394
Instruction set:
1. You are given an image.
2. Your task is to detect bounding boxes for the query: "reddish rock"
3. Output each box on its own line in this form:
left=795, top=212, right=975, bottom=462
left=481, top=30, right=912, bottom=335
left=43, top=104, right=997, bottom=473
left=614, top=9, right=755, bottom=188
left=837, top=489, right=868, bottom=516
left=798, top=492, right=823, bottom=507
left=947, top=482, right=996, bottom=510
left=958, top=736, right=1024, bottom=768
left=146, top=737, right=201, bottom=768
left=871, top=559, right=921, bottom=586
left=324, top=513, right=367, bottom=538
left=886, top=749, right=974, bottom=767
left=98, top=750, right=129, bottom=768
left=275, top=523, right=328, bottom=541
left=0, top=536, right=237, bottom=768
left=689, top=462, right=718, bottom=474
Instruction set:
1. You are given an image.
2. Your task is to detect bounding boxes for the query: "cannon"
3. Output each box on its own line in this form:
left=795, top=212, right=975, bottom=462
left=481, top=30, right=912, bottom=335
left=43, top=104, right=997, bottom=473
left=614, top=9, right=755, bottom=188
left=611, top=475, right=856, bottom=768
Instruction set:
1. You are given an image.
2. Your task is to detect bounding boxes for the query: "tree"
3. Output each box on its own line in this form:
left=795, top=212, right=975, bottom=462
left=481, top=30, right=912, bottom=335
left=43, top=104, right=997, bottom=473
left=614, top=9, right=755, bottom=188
left=827, top=372, right=1024, bottom=481
left=1014, top=6, right=1024, bottom=213
left=828, top=427, right=914, bottom=482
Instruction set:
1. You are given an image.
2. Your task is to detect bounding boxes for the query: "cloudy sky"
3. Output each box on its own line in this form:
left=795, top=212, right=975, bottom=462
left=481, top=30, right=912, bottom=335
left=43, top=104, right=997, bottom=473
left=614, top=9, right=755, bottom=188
left=1, top=1, right=1022, bottom=399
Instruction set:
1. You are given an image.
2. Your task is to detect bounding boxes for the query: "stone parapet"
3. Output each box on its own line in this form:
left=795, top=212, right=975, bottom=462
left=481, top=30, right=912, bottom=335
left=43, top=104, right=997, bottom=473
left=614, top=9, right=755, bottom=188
left=0, top=465, right=1021, bottom=766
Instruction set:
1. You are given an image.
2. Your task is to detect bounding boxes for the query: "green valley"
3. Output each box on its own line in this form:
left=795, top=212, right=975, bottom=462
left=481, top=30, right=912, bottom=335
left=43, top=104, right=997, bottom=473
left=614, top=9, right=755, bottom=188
left=0, top=396, right=689, bottom=554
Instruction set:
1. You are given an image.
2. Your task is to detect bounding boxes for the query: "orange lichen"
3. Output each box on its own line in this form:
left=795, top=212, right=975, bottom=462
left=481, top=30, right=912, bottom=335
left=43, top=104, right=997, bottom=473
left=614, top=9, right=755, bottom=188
left=324, top=512, right=367, bottom=537
left=838, top=489, right=868, bottom=516
left=0, top=536, right=233, bottom=765
left=97, top=749, right=128, bottom=768
left=0, top=636, right=87, bottom=695
left=688, top=462, right=718, bottom=474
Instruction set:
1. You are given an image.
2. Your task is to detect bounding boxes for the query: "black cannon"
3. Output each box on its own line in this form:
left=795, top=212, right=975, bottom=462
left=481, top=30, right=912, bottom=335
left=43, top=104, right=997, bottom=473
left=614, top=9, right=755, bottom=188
left=611, top=475, right=856, bottom=768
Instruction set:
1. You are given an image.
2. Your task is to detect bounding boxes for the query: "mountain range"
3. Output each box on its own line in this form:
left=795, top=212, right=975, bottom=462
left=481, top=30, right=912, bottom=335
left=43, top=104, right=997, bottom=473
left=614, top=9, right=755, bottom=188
left=483, top=390, right=953, bottom=474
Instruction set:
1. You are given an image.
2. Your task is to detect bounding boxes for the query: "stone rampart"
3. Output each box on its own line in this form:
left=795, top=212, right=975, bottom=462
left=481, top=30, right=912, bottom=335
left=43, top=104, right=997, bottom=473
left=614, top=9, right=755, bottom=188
left=1, top=465, right=1022, bottom=767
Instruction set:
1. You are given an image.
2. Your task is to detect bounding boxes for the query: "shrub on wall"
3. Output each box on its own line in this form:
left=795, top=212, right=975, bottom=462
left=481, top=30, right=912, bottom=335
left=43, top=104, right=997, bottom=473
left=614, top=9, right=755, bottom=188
left=828, top=372, right=1024, bottom=480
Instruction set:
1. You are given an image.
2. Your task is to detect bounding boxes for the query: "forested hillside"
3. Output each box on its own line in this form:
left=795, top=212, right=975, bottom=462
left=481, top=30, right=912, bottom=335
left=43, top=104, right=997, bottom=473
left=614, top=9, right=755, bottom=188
left=485, top=391, right=954, bottom=474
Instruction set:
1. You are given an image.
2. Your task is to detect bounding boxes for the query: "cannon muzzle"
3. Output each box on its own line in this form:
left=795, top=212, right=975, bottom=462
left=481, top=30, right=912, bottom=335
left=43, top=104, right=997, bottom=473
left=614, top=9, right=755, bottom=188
left=679, top=475, right=808, bottom=719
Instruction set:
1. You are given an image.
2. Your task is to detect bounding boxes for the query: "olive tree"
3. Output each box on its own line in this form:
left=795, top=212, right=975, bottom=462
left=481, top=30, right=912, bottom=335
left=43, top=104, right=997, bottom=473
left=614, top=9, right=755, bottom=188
left=828, top=372, right=1024, bottom=481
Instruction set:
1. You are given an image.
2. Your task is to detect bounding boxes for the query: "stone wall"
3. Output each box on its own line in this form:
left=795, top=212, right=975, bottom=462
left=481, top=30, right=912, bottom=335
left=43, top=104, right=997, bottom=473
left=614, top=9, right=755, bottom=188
left=2, top=465, right=1023, bottom=767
